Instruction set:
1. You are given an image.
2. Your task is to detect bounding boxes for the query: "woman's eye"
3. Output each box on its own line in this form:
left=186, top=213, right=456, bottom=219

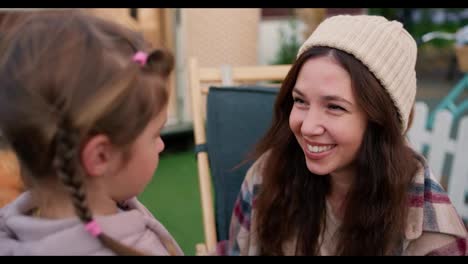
left=293, top=97, right=305, bottom=105
left=328, top=104, right=346, bottom=111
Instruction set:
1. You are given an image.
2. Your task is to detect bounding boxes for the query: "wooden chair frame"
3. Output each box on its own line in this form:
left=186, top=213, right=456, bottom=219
left=188, top=57, right=290, bottom=254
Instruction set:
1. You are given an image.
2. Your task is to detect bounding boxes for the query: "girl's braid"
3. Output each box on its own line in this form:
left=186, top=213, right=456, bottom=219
left=53, top=117, right=92, bottom=223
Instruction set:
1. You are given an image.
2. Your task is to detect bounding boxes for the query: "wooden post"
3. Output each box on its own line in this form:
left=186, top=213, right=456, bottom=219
left=189, top=57, right=218, bottom=253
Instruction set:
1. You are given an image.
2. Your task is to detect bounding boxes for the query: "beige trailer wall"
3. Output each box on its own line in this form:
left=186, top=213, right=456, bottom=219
left=178, top=8, right=261, bottom=122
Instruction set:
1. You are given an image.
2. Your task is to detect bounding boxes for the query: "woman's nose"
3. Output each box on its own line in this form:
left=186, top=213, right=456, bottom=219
left=300, top=109, right=326, bottom=136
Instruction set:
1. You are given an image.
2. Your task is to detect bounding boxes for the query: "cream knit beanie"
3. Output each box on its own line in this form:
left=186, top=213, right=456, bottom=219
left=297, top=15, right=417, bottom=133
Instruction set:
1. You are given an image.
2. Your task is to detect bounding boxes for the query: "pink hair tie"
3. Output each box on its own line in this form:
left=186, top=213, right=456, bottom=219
left=85, top=220, right=102, bottom=237
left=132, top=51, right=148, bottom=66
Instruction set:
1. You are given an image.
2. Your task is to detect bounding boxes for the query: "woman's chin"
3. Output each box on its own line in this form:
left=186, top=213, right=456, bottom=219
left=306, top=162, right=331, bottom=176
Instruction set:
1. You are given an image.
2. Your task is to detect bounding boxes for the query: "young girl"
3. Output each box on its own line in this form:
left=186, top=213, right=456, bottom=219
left=0, top=10, right=183, bottom=256
left=224, top=15, right=467, bottom=255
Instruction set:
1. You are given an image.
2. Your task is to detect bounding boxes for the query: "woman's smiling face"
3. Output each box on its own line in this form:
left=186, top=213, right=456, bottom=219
left=289, top=55, right=368, bottom=179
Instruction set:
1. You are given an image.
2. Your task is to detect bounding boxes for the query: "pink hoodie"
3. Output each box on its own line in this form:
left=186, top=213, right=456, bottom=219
left=0, top=192, right=184, bottom=255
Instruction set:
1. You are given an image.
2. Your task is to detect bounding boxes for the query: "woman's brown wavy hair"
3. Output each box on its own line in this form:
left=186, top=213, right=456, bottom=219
left=253, top=47, right=419, bottom=255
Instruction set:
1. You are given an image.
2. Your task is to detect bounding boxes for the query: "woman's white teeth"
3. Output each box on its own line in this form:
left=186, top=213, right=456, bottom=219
left=307, top=144, right=333, bottom=153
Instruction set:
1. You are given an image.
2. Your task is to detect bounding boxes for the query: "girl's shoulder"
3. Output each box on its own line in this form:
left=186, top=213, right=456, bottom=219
left=109, top=197, right=184, bottom=255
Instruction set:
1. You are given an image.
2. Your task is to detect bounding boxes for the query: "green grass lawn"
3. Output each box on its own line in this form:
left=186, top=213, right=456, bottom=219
left=138, top=149, right=203, bottom=255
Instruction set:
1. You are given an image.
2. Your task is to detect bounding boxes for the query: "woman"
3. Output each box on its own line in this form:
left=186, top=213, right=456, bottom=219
left=223, top=15, right=467, bottom=256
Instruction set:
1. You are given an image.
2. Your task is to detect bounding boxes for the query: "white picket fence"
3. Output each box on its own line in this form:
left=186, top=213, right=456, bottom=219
left=407, top=102, right=468, bottom=221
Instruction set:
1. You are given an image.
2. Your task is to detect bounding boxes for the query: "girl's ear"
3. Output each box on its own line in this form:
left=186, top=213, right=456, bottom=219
left=80, top=134, right=116, bottom=178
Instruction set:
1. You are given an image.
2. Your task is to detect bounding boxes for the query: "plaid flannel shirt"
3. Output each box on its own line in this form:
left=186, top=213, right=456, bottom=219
left=218, top=154, right=467, bottom=256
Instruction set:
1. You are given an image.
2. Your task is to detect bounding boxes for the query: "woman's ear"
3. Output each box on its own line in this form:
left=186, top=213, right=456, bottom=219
left=80, top=134, right=116, bottom=178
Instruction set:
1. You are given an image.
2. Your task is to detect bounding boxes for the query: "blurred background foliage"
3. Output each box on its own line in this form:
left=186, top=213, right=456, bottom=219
left=369, top=8, right=468, bottom=47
